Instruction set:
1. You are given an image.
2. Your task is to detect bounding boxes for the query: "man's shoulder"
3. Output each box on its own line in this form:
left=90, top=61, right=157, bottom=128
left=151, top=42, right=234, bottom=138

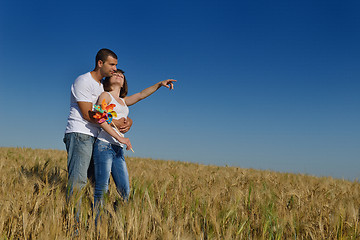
left=73, top=72, right=95, bottom=87
left=72, top=72, right=103, bottom=94
left=75, top=72, right=91, bottom=82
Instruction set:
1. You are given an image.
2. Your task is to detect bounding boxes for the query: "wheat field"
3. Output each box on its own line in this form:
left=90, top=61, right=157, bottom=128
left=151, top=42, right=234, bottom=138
left=1, top=147, right=360, bottom=239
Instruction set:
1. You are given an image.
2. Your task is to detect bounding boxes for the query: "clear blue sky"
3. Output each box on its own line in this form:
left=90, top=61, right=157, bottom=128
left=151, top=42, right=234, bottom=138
left=1, top=0, right=359, bottom=180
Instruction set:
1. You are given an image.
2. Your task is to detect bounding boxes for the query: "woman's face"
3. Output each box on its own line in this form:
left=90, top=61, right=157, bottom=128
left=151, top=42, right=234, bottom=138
left=110, top=72, right=124, bottom=87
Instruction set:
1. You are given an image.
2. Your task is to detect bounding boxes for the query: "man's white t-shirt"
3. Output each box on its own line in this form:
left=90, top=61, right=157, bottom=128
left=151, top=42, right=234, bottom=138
left=65, top=72, right=104, bottom=137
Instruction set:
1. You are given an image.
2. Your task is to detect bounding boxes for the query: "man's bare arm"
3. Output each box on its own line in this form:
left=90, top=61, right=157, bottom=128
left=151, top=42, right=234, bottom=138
left=78, top=101, right=98, bottom=123
left=112, top=117, right=133, bottom=134
left=78, top=100, right=133, bottom=133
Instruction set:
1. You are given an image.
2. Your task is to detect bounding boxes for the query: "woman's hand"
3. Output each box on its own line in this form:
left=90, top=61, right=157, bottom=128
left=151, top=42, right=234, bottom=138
left=160, top=79, right=177, bottom=90
left=119, top=137, right=132, bottom=151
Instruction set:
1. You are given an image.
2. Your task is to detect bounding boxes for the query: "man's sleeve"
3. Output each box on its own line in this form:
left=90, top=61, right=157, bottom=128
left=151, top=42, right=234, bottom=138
left=72, top=77, right=93, bottom=102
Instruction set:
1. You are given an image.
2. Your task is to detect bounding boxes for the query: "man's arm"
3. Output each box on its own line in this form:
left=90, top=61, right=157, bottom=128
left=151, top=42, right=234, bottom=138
left=78, top=97, right=133, bottom=133
left=78, top=101, right=98, bottom=123
left=112, top=117, right=133, bottom=134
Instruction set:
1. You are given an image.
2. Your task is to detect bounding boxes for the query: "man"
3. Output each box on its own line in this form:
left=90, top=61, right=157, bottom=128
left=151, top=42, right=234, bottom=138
left=64, top=48, right=132, bottom=201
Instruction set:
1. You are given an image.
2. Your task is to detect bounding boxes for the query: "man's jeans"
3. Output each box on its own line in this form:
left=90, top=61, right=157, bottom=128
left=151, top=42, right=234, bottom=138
left=63, top=132, right=96, bottom=200
left=93, top=139, right=130, bottom=225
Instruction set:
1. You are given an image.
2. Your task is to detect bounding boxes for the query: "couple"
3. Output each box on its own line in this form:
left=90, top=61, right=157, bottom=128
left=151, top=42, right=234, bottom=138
left=63, top=48, right=176, bottom=222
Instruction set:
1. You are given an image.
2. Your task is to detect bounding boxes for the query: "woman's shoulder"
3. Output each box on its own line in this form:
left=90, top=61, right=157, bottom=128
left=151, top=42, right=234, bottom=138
left=118, top=97, right=127, bottom=106
left=98, top=91, right=112, bottom=101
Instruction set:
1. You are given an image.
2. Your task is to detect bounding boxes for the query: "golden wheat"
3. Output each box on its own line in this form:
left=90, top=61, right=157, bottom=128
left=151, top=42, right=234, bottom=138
left=0, top=147, right=359, bottom=239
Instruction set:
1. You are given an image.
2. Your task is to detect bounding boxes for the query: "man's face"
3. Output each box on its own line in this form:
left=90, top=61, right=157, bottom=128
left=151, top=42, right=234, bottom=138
left=100, top=56, right=118, bottom=77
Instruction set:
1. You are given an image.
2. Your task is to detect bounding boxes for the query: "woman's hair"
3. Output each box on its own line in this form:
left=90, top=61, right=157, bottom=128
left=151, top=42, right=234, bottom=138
left=103, top=69, right=128, bottom=98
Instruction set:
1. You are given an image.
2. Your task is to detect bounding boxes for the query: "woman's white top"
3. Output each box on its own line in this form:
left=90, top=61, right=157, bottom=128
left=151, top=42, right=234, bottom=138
left=96, top=92, right=129, bottom=147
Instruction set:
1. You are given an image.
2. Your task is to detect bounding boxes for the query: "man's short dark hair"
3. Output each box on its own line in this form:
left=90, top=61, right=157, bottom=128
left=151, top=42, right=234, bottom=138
left=95, top=48, right=118, bottom=69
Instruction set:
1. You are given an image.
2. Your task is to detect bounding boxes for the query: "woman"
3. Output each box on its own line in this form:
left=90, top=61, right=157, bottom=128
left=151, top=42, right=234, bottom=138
left=93, top=69, right=176, bottom=222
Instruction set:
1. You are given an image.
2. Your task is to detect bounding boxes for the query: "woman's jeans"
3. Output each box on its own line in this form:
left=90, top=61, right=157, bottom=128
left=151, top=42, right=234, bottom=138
left=93, top=139, right=130, bottom=223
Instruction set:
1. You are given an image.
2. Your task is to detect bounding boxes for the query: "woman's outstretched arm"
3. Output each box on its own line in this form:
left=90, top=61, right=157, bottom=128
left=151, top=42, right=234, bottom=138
left=124, top=79, right=176, bottom=106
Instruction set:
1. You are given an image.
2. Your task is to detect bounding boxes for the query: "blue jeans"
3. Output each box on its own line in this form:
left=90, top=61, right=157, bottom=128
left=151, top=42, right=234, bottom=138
left=93, top=139, right=130, bottom=222
left=63, top=132, right=96, bottom=199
